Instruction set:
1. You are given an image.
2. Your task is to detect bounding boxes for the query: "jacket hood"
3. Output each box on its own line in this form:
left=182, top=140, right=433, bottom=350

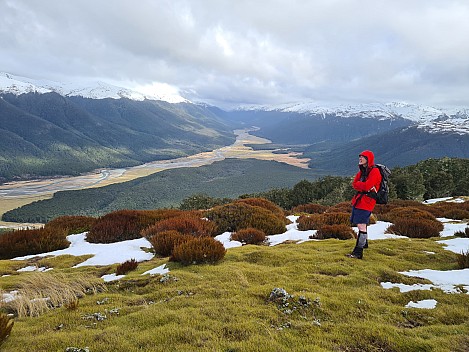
left=359, top=150, right=375, bottom=167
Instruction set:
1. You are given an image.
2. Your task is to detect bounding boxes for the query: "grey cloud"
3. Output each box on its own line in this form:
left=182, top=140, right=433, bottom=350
left=1, top=0, right=468, bottom=108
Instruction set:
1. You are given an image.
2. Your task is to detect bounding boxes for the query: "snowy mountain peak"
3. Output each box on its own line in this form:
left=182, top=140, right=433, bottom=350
left=0, top=72, right=189, bottom=104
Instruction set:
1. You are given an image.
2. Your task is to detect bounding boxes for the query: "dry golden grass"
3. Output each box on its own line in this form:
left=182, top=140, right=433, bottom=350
left=1, top=272, right=105, bottom=318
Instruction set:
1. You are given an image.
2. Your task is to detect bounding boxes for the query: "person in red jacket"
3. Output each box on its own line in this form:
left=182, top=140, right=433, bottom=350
left=347, top=150, right=382, bottom=259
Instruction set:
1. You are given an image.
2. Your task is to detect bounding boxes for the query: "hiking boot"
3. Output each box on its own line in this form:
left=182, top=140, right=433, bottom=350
left=346, top=253, right=363, bottom=259
left=347, top=247, right=363, bottom=259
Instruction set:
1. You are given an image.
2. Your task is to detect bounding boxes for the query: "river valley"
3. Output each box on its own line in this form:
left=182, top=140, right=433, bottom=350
left=0, top=129, right=310, bottom=228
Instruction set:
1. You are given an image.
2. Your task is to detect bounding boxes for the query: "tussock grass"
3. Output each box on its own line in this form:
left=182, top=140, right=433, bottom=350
left=1, top=272, right=105, bottom=318
left=1, top=237, right=468, bottom=351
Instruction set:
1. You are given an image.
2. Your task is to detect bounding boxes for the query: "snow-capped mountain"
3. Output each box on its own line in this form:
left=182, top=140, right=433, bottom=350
left=237, top=100, right=469, bottom=135
left=0, top=72, right=189, bottom=104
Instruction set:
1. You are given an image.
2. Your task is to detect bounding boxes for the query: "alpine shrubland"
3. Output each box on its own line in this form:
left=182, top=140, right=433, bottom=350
left=0, top=198, right=468, bottom=351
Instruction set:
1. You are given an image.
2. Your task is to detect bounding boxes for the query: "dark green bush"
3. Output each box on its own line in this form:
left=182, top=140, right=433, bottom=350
left=231, top=227, right=266, bottom=245
left=144, top=230, right=192, bottom=257
left=171, top=237, right=226, bottom=265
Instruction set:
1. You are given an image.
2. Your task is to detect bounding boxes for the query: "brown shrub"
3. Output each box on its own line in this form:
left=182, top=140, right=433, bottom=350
left=292, top=203, right=328, bottom=214
left=384, top=207, right=439, bottom=223
left=326, top=202, right=351, bottom=213
left=143, top=215, right=218, bottom=238
left=87, top=210, right=143, bottom=243
left=457, top=250, right=469, bottom=269
left=315, top=224, right=355, bottom=240
left=442, top=209, right=469, bottom=220
left=137, top=209, right=191, bottom=228
left=297, top=212, right=350, bottom=230
left=0, top=313, right=13, bottom=346
left=369, top=213, right=378, bottom=225
left=373, top=200, right=424, bottom=216
left=231, top=227, right=266, bottom=245
left=386, top=218, right=443, bottom=238
left=145, top=230, right=192, bottom=256
left=0, top=227, right=69, bottom=259
left=454, top=227, right=469, bottom=238
left=171, top=237, right=226, bottom=265
left=206, top=202, right=286, bottom=235
left=236, top=198, right=288, bottom=224
left=116, top=259, right=139, bottom=275
left=86, top=209, right=188, bottom=244
left=45, top=215, right=97, bottom=235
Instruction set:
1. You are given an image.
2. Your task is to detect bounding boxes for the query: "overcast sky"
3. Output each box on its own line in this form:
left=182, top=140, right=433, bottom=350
left=1, top=0, right=468, bottom=108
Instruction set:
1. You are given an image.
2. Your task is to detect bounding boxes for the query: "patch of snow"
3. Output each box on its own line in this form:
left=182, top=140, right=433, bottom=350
left=12, top=232, right=154, bottom=267
left=215, top=232, right=242, bottom=248
left=400, top=268, right=469, bottom=294
left=1, top=290, right=19, bottom=303
left=0, top=72, right=189, bottom=104
left=101, top=274, right=126, bottom=282
left=438, top=238, right=469, bottom=254
left=381, top=282, right=434, bottom=292
left=405, top=299, right=438, bottom=309
left=17, top=265, right=52, bottom=272
left=142, top=264, right=170, bottom=276
left=439, top=221, right=468, bottom=238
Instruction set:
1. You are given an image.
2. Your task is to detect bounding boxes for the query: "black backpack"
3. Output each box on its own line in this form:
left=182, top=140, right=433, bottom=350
left=369, top=164, right=391, bottom=204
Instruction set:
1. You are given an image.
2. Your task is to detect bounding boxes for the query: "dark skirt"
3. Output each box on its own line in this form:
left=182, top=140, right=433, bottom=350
left=350, top=206, right=372, bottom=225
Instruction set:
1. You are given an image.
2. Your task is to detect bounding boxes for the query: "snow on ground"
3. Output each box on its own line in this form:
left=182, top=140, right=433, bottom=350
left=5, top=205, right=469, bottom=295
left=141, top=264, right=170, bottom=276
left=405, top=299, right=438, bottom=309
left=12, top=232, right=154, bottom=267
left=17, top=265, right=52, bottom=273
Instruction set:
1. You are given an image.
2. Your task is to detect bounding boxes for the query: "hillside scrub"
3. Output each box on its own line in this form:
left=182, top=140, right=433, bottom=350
left=230, top=227, right=266, bottom=245
left=0, top=227, right=69, bottom=260
left=1, top=234, right=468, bottom=351
left=297, top=212, right=351, bottom=231
left=170, top=236, right=226, bottom=265
left=144, top=230, right=192, bottom=257
left=142, top=214, right=218, bottom=238
left=86, top=209, right=185, bottom=243
left=44, top=215, right=97, bottom=235
left=205, top=202, right=287, bottom=235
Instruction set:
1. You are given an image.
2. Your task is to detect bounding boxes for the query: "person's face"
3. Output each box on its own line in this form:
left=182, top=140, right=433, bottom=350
left=358, top=155, right=367, bottom=166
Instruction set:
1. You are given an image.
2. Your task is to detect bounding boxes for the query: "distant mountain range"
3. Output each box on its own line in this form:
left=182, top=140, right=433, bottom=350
left=0, top=73, right=236, bottom=183
left=229, top=101, right=469, bottom=174
left=1, top=72, right=469, bottom=181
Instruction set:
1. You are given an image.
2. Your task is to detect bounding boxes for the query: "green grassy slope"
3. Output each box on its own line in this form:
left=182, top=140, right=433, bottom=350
left=1, top=235, right=467, bottom=351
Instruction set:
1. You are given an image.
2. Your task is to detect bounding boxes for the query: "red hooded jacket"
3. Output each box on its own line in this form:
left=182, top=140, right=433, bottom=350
left=351, top=150, right=382, bottom=211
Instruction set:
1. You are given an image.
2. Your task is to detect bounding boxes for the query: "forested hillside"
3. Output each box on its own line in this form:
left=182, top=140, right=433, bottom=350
left=0, top=93, right=235, bottom=182
left=2, top=159, right=318, bottom=222
left=3, top=157, right=469, bottom=223
left=305, top=126, right=469, bottom=175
